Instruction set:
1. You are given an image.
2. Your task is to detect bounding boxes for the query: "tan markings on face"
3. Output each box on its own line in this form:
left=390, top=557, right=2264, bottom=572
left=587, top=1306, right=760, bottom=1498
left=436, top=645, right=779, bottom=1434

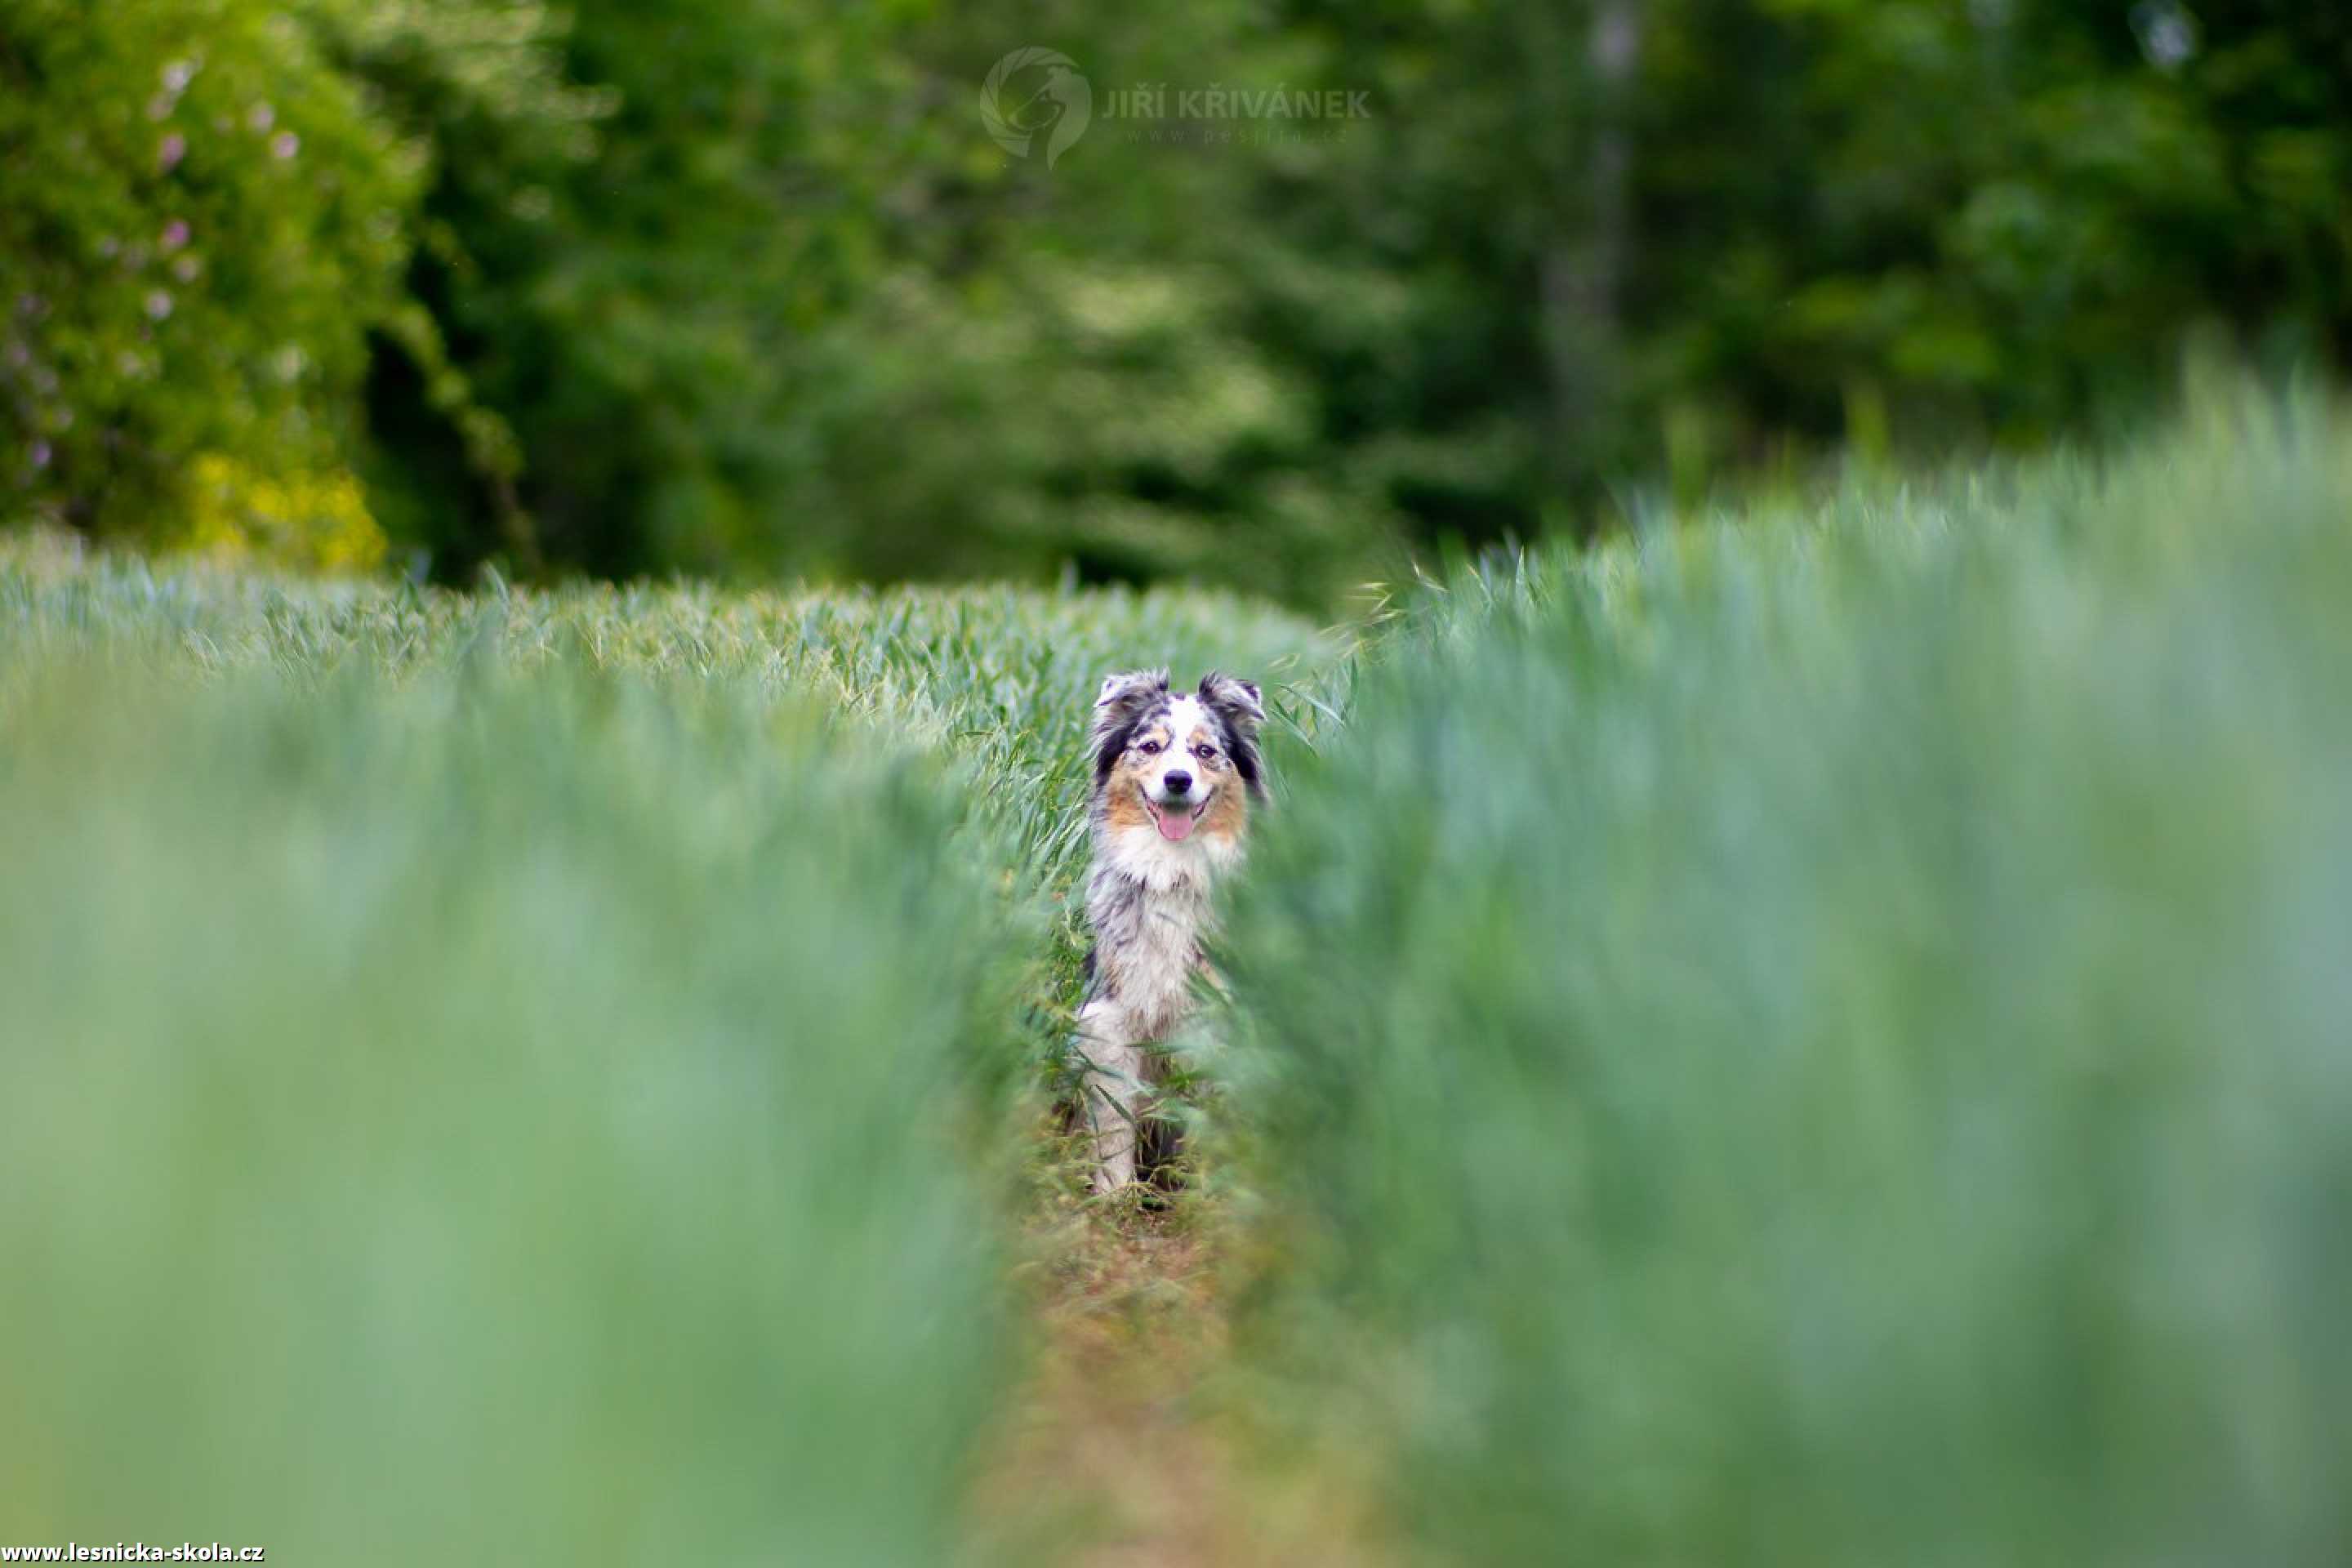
left=1102, top=752, right=1155, bottom=831
left=1175, top=715, right=1230, bottom=777
left=1180, top=706, right=1249, bottom=836
left=1198, top=777, right=1248, bottom=839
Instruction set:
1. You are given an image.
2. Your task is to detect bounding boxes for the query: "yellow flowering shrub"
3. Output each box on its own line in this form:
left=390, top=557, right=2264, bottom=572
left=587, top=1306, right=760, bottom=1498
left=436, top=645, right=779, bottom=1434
left=179, top=452, right=388, bottom=574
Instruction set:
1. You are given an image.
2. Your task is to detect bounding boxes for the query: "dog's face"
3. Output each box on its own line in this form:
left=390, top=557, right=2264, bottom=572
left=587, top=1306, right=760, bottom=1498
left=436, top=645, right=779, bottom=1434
left=1090, top=670, right=1265, bottom=851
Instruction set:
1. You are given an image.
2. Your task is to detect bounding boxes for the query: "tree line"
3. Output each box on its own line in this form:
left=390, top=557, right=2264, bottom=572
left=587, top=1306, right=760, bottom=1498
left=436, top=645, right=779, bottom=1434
left=5, top=0, right=2345, bottom=604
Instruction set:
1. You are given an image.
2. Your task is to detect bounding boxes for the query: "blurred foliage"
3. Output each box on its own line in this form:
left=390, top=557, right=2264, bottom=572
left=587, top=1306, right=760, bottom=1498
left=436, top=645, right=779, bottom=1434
left=1211, top=385, right=2352, bottom=1564
left=6, top=1, right=2350, bottom=600
left=0, top=661, right=1029, bottom=1563
left=0, top=529, right=1327, bottom=1080
left=177, top=450, right=386, bottom=570
left=0, top=0, right=582, bottom=564
left=6, top=366, right=2346, bottom=1560
left=0, top=514, right=1326, bottom=1561
left=0, top=526, right=1329, bottom=1559
left=0, top=0, right=415, bottom=542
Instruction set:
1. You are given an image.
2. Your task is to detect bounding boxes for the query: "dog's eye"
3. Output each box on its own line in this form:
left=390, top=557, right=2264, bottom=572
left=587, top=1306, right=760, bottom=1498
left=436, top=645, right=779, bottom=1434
left=1193, top=744, right=1217, bottom=760
left=1137, top=739, right=1162, bottom=755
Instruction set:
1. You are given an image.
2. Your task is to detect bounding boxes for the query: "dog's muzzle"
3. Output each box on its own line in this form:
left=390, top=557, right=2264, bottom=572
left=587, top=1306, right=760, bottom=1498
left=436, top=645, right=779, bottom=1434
left=1143, top=779, right=1207, bottom=842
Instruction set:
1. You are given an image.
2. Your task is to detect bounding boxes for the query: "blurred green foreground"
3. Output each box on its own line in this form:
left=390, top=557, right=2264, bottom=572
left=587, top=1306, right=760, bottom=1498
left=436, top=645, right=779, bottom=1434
left=0, top=555, right=1314, bottom=1564
left=0, top=668, right=1019, bottom=1564
left=1217, top=385, right=2352, bottom=1566
left=3, top=388, right=2350, bottom=1566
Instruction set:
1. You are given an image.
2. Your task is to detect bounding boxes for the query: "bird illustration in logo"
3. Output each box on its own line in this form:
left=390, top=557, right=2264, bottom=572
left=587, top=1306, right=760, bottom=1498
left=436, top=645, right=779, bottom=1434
left=981, top=48, right=1092, bottom=169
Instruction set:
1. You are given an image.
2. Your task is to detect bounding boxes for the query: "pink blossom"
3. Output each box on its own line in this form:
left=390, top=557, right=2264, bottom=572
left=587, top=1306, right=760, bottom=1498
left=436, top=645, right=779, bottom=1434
left=270, top=131, right=299, bottom=160
left=160, top=220, right=190, bottom=252
left=145, top=291, right=173, bottom=322
left=29, top=440, right=51, bottom=469
left=248, top=103, right=274, bottom=132
left=158, top=132, right=187, bottom=172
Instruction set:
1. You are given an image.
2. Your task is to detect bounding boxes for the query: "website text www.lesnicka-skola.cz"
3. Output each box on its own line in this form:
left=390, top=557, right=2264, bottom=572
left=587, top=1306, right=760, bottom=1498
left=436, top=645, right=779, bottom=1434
left=1, top=1546, right=262, bottom=1562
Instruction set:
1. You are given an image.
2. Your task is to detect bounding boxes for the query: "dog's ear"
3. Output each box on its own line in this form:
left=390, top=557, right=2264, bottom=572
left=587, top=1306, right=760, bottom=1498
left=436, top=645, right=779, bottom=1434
left=1196, top=672, right=1264, bottom=735
left=1096, top=668, right=1169, bottom=710
left=1091, top=668, right=1169, bottom=779
left=1198, top=672, right=1268, bottom=799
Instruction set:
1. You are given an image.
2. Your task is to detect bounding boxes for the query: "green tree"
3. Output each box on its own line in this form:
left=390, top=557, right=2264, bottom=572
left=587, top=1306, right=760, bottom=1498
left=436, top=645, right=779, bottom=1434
left=0, top=0, right=587, bottom=565
left=0, top=0, right=415, bottom=549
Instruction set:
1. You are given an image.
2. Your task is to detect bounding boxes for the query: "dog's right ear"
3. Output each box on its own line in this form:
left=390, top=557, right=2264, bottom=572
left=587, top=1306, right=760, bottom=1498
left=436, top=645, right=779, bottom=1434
left=1095, top=668, right=1169, bottom=710
left=1196, top=671, right=1265, bottom=735
left=1090, top=668, right=1169, bottom=779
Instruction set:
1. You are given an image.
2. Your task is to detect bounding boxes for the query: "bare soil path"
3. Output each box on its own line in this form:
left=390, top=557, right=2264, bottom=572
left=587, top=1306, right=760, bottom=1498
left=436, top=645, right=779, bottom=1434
left=966, top=1196, right=1386, bottom=1568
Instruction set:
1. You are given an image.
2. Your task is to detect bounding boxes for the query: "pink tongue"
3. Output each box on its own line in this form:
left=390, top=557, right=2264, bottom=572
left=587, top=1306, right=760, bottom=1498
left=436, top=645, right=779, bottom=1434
left=1156, top=807, right=1196, bottom=842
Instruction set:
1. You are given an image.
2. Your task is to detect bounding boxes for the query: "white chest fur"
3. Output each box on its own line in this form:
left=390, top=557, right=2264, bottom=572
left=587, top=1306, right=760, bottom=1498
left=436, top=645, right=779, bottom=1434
left=1086, top=822, right=1243, bottom=1039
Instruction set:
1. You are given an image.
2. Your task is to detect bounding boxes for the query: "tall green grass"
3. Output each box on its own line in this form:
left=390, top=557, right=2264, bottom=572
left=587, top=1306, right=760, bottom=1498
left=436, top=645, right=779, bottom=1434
left=1, top=545, right=1326, bottom=1012
left=1, top=666, right=1022, bottom=1563
left=0, top=544, right=1320, bottom=855
left=0, top=550, right=1322, bottom=1561
left=1218, top=390, right=2352, bottom=1566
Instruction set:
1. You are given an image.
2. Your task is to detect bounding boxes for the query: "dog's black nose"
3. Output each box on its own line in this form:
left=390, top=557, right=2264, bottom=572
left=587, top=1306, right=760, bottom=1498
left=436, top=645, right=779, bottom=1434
left=1163, top=769, right=1193, bottom=795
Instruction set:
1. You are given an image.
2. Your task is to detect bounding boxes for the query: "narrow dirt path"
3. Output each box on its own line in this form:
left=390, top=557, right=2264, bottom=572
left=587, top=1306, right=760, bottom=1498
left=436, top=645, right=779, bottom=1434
left=966, top=1199, right=1387, bottom=1568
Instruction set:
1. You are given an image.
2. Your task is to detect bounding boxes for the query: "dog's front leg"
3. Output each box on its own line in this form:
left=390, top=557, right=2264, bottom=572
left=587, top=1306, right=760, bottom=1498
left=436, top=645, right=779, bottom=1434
left=1076, top=1000, right=1148, bottom=1194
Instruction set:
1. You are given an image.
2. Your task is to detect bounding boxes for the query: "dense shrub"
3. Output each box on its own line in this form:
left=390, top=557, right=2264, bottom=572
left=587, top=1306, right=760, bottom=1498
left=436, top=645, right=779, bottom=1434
left=0, top=0, right=586, bottom=566
left=0, top=0, right=412, bottom=548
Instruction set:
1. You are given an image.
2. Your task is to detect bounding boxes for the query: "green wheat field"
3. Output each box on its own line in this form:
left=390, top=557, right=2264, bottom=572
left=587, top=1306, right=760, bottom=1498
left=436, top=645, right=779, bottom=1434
left=4, top=386, right=2348, bottom=1566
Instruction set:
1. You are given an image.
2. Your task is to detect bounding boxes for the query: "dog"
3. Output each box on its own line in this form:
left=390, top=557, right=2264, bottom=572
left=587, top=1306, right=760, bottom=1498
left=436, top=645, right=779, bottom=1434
left=1076, top=669, right=1266, bottom=1194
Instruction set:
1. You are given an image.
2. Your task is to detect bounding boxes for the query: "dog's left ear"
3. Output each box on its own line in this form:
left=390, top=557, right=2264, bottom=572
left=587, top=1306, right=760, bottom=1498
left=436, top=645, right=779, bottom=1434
left=1197, top=672, right=1263, bottom=733
left=1199, top=672, right=1267, bottom=799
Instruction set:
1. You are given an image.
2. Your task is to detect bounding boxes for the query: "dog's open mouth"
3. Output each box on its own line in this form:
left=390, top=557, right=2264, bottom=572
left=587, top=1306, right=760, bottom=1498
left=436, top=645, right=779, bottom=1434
left=1144, top=792, right=1206, bottom=843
